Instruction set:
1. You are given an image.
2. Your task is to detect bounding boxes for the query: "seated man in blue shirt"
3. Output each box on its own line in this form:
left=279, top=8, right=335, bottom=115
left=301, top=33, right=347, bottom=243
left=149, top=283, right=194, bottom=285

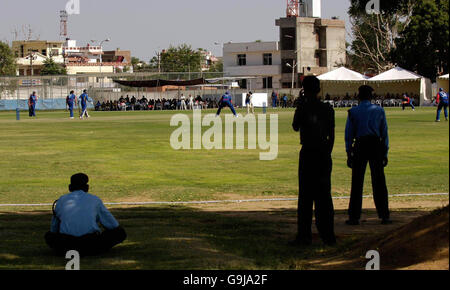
left=45, top=173, right=126, bottom=256
left=345, top=86, right=392, bottom=226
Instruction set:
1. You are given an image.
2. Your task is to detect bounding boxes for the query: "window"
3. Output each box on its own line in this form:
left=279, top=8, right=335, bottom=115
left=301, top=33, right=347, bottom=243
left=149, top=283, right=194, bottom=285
left=239, top=79, right=247, bottom=89
left=42, top=49, right=47, bottom=55
left=263, top=77, right=273, bottom=89
left=281, top=28, right=296, bottom=50
left=237, top=54, right=246, bottom=66
left=263, top=54, right=272, bottom=65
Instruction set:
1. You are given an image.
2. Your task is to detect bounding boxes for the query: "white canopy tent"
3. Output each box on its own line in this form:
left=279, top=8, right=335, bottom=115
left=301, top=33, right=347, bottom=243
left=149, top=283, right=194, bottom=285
left=317, top=67, right=368, bottom=99
left=437, top=74, right=449, bottom=94
left=368, top=67, right=431, bottom=105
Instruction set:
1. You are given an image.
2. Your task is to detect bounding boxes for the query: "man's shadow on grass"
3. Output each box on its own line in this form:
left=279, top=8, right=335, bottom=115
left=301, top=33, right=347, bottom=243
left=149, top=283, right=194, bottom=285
left=0, top=206, right=440, bottom=270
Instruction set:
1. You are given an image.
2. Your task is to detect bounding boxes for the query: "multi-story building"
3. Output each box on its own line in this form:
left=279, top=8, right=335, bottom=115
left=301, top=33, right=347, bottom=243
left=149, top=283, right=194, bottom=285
left=222, top=0, right=346, bottom=89
left=12, top=40, right=65, bottom=76
left=223, top=41, right=282, bottom=89
left=12, top=39, right=132, bottom=75
left=276, top=16, right=346, bottom=88
left=64, top=40, right=131, bottom=74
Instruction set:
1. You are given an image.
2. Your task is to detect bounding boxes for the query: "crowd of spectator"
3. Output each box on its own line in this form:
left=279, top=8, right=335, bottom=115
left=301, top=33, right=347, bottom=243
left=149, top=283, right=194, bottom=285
left=92, top=91, right=421, bottom=112
left=324, top=92, right=420, bottom=108
left=95, top=95, right=222, bottom=111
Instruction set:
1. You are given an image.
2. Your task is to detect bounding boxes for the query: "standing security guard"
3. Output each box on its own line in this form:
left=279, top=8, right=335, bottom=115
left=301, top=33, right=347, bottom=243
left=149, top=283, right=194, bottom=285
left=345, top=85, right=392, bottom=225
left=292, top=76, right=336, bottom=246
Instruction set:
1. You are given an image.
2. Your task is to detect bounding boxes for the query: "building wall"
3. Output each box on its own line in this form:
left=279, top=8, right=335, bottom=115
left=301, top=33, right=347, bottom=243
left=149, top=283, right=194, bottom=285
left=103, top=49, right=132, bottom=64
left=12, top=40, right=64, bottom=58
left=323, top=23, right=347, bottom=69
left=223, top=41, right=282, bottom=89
left=66, top=65, right=115, bottom=75
left=297, top=18, right=318, bottom=72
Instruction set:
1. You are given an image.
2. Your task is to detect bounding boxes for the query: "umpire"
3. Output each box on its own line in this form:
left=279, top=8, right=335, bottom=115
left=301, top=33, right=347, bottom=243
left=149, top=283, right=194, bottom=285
left=292, top=76, right=336, bottom=246
left=345, top=85, right=392, bottom=225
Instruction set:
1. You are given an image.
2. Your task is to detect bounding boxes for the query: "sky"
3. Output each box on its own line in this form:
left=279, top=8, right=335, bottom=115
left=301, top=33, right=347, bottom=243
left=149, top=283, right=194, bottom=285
left=0, top=0, right=352, bottom=61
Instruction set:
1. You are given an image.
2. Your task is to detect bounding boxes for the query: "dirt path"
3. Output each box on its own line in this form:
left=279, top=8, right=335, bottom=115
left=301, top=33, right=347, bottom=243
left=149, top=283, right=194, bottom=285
left=187, top=197, right=449, bottom=270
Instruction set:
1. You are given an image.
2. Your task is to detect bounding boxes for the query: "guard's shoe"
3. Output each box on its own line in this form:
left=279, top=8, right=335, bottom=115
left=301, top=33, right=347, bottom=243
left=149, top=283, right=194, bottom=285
left=345, top=219, right=360, bottom=226
left=436, top=120, right=441, bottom=122
left=381, top=218, right=393, bottom=225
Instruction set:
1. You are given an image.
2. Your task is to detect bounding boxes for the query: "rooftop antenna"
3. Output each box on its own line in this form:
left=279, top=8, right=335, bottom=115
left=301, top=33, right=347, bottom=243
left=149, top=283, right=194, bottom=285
left=60, top=10, right=68, bottom=39
left=287, top=0, right=300, bottom=17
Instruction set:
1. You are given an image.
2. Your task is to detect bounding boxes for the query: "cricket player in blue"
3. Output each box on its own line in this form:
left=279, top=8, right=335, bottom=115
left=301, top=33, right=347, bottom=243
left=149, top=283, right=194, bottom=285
left=272, top=91, right=278, bottom=108
left=216, top=91, right=238, bottom=117
left=28, top=91, right=38, bottom=117
left=436, top=88, right=449, bottom=122
left=345, top=85, right=391, bottom=226
left=402, top=93, right=415, bottom=111
left=79, top=89, right=90, bottom=119
left=67, top=91, right=77, bottom=119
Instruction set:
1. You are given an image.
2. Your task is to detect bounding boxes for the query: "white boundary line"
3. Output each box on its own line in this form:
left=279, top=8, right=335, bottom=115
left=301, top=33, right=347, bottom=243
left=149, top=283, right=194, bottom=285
left=0, top=193, right=448, bottom=208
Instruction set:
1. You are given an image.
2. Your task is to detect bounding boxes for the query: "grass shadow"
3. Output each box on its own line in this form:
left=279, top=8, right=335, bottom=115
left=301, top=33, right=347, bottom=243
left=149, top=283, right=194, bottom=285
left=0, top=206, right=439, bottom=270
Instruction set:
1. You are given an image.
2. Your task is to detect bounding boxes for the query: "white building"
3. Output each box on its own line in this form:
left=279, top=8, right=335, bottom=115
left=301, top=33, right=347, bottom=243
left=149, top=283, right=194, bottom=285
left=223, top=41, right=282, bottom=89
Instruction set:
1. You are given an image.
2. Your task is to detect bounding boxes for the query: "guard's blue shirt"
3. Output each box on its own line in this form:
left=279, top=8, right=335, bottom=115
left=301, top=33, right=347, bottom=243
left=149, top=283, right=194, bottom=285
left=345, top=100, right=389, bottom=157
left=50, top=190, right=119, bottom=237
left=80, top=93, right=89, bottom=107
left=67, top=94, right=76, bottom=105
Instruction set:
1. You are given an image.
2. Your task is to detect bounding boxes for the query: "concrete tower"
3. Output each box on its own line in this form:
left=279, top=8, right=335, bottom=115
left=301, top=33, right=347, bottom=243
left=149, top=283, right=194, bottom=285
left=299, top=0, right=322, bottom=18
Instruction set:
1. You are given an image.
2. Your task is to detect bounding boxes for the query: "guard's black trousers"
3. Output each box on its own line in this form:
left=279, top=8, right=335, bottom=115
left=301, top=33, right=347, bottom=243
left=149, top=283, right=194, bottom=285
left=45, top=227, right=127, bottom=256
left=349, top=137, right=390, bottom=221
left=298, top=148, right=336, bottom=244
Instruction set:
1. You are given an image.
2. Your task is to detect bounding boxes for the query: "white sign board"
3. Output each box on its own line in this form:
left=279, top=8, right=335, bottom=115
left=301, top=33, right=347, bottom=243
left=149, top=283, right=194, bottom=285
left=242, top=93, right=268, bottom=108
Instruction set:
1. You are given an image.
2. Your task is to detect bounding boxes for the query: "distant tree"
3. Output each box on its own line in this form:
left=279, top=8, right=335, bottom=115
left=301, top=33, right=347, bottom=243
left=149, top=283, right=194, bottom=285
left=392, top=0, right=449, bottom=81
left=40, top=58, right=66, bottom=75
left=131, top=57, right=140, bottom=66
left=158, top=44, right=202, bottom=73
left=348, top=0, right=415, bottom=73
left=0, top=41, right=17, bottom=76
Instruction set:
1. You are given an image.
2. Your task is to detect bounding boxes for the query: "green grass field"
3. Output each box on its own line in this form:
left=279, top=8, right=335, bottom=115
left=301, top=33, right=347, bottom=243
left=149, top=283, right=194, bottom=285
left=0, top=107, right=448, bottom=205
left=0, top=107, right=448, bottom=270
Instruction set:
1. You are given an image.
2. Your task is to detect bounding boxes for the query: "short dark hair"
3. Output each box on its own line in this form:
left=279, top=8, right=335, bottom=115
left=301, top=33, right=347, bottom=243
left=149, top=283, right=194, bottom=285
left=302, top=76, right=321, bottom=95
left=358, top=85, right=374, bottom=100
left=70, top=173, right=89, bottom=192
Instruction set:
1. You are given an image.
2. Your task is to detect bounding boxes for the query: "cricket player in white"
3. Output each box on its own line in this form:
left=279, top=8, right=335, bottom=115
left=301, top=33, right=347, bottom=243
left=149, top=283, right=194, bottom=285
left=180, top=94, right=187, bottom=110
left=246, top=92, right=255, bottom=114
